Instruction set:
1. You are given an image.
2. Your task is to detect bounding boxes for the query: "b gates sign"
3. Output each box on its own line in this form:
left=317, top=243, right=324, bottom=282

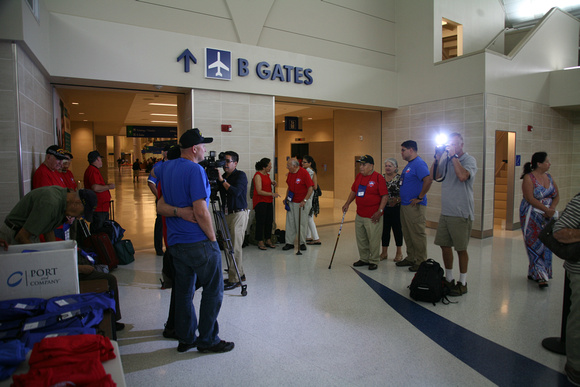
left=178, top=48, right=314, bottom=85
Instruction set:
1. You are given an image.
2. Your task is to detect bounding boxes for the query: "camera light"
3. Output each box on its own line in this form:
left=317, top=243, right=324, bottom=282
left=435, top=133, right=448, bottom=146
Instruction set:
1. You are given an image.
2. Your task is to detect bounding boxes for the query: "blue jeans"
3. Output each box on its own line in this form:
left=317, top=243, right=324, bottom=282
left=170, top=239, right=224, bottom=347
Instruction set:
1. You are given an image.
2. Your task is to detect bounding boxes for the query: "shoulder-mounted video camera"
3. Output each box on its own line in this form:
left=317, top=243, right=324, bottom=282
left=199, top=151, right=226, bottom=188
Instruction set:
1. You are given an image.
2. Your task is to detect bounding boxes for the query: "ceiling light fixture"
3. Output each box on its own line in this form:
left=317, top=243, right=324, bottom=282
left=150, top=113, right=177, bottom=116
left=72, top=102, right=79, bottom=105
left=149, top=103, right=177, bottom=107
left=151, top=120, right=178, bottom=124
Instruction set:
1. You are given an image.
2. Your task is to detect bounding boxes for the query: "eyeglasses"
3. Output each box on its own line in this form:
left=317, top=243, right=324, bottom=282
left=225, top=160, right=234, bottom=164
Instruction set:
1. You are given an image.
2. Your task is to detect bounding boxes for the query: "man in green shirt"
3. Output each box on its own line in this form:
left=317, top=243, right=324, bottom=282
left=0, top=186, right=97, bottom=245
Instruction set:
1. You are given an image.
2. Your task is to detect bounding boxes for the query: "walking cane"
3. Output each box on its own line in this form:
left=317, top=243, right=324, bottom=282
left=296, top=205, right=303, bottom=256
left=328, top=211, right=347, bottom=269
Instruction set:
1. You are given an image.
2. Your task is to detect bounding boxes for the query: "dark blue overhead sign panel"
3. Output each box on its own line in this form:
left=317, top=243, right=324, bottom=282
left=126, top=126, right=177, bottom=138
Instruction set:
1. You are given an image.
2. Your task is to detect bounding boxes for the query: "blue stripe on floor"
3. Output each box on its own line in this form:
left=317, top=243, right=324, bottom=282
left=353, top=268, right=571, bottom=387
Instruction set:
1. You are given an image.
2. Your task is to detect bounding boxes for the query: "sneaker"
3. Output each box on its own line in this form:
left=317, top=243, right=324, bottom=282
left=282, top=244, right=294, bottom=251
left=353, top=260, right=369, bottom=267
left=197, top=340, right=235, bottom=353
left=177, top=341, right=197, bottom=353
left=408, top=264, right=420, bottom=272
left=443, top=278, right=455, bottom=291
left=449, top=282, right=467, bottom=297
left=368, top=264, right=378, bottom=270
left=565, top=363, right=580, bottom=386
left=395, top=258, right=414, bottom=267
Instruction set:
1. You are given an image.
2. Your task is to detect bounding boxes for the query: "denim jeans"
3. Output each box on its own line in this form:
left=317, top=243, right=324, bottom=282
left=170, top=239, right=224, bottom=347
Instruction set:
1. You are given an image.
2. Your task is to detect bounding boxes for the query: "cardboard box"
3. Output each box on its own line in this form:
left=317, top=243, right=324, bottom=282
left=0, top=240, right=79, bottom=301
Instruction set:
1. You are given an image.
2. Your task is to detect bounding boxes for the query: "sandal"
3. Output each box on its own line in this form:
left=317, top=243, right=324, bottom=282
left=258, top=243, right=267, bottom=251
left=307, top=240, right=321, bottom=245
left=538, top=280, right=549, bottom=288
left=393, top=254, right=403, bottom=262
left=265, top=240, right=276, bottom=248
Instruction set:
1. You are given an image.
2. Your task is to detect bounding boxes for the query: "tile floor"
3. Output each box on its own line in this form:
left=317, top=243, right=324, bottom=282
left=110, top=167, right=573, bottom=386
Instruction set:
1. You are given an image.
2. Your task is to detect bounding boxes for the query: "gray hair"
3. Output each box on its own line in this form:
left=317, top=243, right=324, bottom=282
left=289, top=158, right=300, bottom=167
left=384, top=158, right=398, bottom=171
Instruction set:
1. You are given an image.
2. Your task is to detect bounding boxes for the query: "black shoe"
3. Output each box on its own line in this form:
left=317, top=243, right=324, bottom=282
left=368, top=264, right=378, bottom=270
left=300, top=244, right=307, bottom=251
left=241, top=275, right=246, bottom=281
left=197, top=340, right=235, bottom=353
left=115, top=322, right=125, bottom=331
left=395, top=258, right=414, bottom=267
left=353, top=260, right=369, bottom=267
left=163, top=328, right=178, bottom=339
left=177, top=341, right=197, bottom=353
left=224, top=281, right=241, bottom=290
left=282, top=244, right=294, bottom=251
left=408, top=264, right=421, bottom=272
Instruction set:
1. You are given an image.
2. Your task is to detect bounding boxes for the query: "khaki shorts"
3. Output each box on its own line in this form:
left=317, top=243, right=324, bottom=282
left=434, top=215, right=472, bottom=251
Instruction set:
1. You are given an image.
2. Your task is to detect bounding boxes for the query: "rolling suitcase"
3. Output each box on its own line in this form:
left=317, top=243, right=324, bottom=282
left=80, top=220, right=119, bottom=270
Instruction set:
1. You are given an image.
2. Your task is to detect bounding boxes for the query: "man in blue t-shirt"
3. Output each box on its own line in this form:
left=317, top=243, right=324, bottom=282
left=154, top=128, right=234, bottom=354
left=396, top=140, right=433, bottom=272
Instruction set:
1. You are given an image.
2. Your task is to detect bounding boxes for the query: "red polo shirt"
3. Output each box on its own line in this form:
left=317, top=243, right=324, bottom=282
left=351, top=171, right=388, bottom=218
left=286, top=167, right=314, bottom=203
left=84, top=164, right=111, bottom=212
left=33, top=163, right=66, bottom=189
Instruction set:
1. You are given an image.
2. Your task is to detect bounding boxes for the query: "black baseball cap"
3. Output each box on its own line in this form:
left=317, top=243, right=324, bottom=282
left=179, top=128, right=213, bottom=148
left=358, top=155, right=374, bottom=165
left=87, top=150, right=102, bottom=163
left=46, top=145, right=68, bottom=160
left=78, top=189, right=97, bottom=222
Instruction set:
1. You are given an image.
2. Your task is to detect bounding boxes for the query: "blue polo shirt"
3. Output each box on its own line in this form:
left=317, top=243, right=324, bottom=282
left=400, top=156, right=430, bottom=206
left=155, top=158, right=211, bottom=246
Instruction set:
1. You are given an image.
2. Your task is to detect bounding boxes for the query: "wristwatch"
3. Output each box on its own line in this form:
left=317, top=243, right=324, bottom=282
left=379, top=209, right=384, bottom=213
left=173, top=207, right=178, bottom=216
left=452, top=154, right=459, bottom=159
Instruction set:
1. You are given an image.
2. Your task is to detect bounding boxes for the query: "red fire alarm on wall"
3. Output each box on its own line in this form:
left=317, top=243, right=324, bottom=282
left=527, top=125, right=533, bottom=132
left=221, top=124, right=232, bottom=132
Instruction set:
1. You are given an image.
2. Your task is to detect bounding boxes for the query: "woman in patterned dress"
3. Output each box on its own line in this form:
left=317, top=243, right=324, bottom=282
left=519, top=152, right=559, bottom=288
left=380, top=158, right=404, bottom=262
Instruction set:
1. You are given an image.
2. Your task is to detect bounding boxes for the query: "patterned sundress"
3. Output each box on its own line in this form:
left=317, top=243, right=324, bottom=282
left=519, top=173, right=558, bottom=281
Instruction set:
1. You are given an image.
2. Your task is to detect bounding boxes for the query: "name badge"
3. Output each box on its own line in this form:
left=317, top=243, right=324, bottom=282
left=357, top=185, right=367, bottom=197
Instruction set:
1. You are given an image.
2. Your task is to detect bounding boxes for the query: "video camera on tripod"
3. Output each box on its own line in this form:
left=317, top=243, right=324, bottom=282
left=199, top=151, right=227, bottom=191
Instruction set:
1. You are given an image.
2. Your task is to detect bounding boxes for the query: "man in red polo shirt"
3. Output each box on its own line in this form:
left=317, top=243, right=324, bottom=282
left=61, top=151, right=77, bottom=191
left=342, top=155, right=389, bottom=270
left=84, top=150, right=115, bottom=233
left=282, top=158, right=314, bottom=251
left=32, top=145, right=68, bottom=189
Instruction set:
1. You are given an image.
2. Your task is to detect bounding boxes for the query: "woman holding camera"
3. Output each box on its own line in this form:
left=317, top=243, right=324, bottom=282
left=252, top=158, right=280, bottom=250
left=519, top=151, right=559, bottom=288
left=381, top=158, right=404, bottom=261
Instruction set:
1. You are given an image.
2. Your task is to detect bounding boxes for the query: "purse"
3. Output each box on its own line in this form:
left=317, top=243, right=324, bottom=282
left=538, top=218, right=580, bottom=262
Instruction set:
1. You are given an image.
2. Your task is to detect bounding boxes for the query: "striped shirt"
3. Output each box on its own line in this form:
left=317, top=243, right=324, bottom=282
left=553, top=194, right=580, bottom=274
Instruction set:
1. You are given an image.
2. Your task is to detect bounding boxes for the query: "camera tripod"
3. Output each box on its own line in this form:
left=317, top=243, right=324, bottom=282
left=210, top=194, right=248, bottom=297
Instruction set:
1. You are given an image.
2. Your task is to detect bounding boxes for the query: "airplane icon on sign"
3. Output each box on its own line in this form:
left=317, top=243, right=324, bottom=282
left=208, top=52, right=229, bottom=77
left=205, top=48, right=232, bottom=80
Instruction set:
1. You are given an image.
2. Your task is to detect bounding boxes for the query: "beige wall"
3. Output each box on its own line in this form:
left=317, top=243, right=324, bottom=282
left=485, top=94, right=578, bottom=227
left=334, top=110, right=381, bottom=202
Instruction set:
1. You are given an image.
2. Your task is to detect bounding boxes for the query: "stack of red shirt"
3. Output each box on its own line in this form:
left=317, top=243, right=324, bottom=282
left=12, top=334, right=116, bottom=387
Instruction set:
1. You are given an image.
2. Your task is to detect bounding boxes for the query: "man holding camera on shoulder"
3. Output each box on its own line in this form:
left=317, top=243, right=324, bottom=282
left=431, top=132, right=477, bottom=297
left=217, top=151, right=249, bottom=290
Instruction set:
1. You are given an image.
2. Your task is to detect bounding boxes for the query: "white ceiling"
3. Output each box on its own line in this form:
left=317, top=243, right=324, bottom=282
left=54, top=1, right=580, bottom=137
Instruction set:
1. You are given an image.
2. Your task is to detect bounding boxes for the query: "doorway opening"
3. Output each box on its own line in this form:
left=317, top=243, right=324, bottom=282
left=494, top=131, right=516, bottom=230
left=442, top=18, right=463, bottom=60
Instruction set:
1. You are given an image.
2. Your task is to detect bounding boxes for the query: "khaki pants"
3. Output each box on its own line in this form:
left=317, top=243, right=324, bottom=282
left=225, top=210, right=249, bottom=282
left=355, top=214, right=383, bottom=265
left=285, top=201, right=311, bottom=246
left=400, top=204, right=428, bottom=265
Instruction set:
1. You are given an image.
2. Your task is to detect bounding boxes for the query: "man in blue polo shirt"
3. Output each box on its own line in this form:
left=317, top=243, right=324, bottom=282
left=396, top=140, right=433, bottom=272
left=154, top=128, right=234, bottom=354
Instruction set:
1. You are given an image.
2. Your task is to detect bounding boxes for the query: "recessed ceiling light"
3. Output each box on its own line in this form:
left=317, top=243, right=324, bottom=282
left=149, top=103, right=177, bottom=107
left=79, top=112, right=85, bottom=115
left=72, top=102, right=79, bottom=105
left=151, top=113, right=177, bottom=116
left=151, top=120, right=177, bottom=124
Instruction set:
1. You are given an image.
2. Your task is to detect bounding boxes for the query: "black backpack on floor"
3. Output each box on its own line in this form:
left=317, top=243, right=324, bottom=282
left=408, top=259, right=451, bottom=305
